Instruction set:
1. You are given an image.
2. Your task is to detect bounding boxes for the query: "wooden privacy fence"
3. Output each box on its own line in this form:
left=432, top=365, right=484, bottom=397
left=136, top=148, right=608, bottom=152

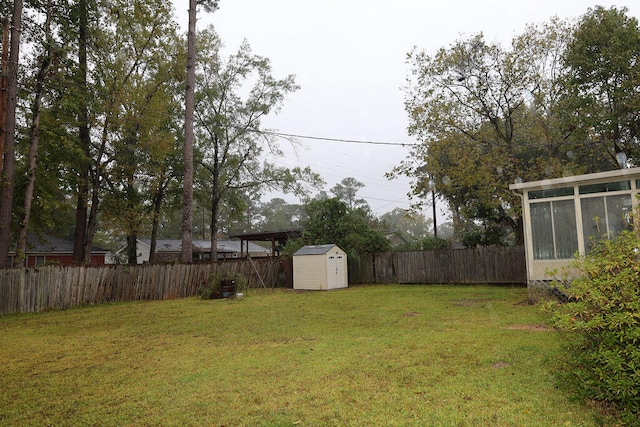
left=1, top=247, right=526, bottom=314
left=349, top=246, right=526, bottom=285
left=0, top=258, right=282, bottom=315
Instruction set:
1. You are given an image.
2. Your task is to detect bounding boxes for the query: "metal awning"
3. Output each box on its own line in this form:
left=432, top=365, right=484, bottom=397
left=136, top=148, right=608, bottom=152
left=228, top=230, right=302, bottom=257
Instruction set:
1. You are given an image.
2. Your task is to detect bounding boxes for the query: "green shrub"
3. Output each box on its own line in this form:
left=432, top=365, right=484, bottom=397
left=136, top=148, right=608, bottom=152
left=198, top=272, right=247, bottom=299
left=545, top=230, right=640, bottom=423
left=419, top=235, right=449, bottom=250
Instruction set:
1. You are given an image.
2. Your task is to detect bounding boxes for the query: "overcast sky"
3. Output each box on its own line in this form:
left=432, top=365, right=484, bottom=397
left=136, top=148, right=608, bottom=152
left=173, top=0, right=638, bottom=221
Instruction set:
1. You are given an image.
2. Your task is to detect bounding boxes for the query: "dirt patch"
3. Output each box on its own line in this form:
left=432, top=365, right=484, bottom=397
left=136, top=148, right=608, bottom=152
left=504, top=324, right=551, bottom=331
left=491, top=361, right=512, bottom=369
left=451, top=299, right=488, bottom=307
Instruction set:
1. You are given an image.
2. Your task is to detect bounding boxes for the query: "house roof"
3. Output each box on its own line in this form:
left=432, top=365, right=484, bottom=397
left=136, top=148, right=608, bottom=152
left=385, top=230, right=412, bottom=246
left=11, top=234, right=109, bottom=254
left=217, top=240, right=268, bottom=254
left=293, top=244, right=339, bottom=256
left=140, top=239, right=269, bottom=254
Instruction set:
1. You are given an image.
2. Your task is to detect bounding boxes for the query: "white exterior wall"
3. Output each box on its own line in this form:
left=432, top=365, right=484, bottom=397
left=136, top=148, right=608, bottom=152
left=293, top=254, right=328, bottom=290
left=137, top=242, right=151, bottom=264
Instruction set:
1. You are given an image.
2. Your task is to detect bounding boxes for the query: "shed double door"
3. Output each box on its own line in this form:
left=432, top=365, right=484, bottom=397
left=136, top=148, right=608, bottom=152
left=327, top=254, right=345, bottom=288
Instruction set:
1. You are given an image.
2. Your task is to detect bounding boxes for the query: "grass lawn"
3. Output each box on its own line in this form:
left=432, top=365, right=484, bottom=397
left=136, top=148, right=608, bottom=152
left=0, top=284, right=616, bottom=426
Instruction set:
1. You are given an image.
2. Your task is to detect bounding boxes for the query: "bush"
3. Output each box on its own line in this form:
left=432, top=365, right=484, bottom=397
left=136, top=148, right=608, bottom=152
left=198, top=272, right=247, bottom=299
left=419, top=235, right=449, bottom=250
left=545, top=230, right=640, bottom=423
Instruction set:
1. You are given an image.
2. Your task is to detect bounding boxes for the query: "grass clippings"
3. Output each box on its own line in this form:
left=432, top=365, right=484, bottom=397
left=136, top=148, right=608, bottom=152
left=0, top=284, right=617, bottom=426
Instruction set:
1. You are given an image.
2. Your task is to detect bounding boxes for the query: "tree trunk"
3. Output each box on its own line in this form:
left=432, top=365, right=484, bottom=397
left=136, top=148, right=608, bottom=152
left=83, top=168, right=101, bottom=264
left=0, top=18, right=9, bottom=179
left=127, top=232, right=138, bottom=265
left=210, top=195, right=219, bottom=262
left=181, top=0, right=197, bottom=263
left=73, top=0, right=90, bottom=264
left=0, top=1, right=23, bottom=268
left=16, top=0, right=54, bottom=267
left=149, top=176, right=167, bottom=264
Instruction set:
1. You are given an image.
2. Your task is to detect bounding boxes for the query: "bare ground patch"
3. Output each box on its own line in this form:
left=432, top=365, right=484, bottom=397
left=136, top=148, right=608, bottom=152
left=504, top=324, right=551, bottom=331
left=491, top=361, right=512, bottom=369
left=451, top=299, right=489, bottom=307
left=403, top=312, right=421, bottom=317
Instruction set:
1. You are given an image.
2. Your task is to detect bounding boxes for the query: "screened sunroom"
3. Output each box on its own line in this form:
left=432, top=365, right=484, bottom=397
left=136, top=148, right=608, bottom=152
left=510, top=167, right=640, bottom=285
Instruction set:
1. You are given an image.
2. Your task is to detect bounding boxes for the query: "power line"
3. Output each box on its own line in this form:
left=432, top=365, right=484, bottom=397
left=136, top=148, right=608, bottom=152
left=263, top=130, right=417, bottom=147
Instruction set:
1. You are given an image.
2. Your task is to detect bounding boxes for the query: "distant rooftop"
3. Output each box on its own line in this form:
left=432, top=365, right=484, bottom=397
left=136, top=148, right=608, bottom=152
left=11, top=234, right=108, bottom=253
left=140, top=239, right=268, bottom=253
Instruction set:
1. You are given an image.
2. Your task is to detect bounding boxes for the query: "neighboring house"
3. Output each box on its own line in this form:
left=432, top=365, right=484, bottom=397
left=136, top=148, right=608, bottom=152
left=8, top=234, right=110, bottom=267
left=132, top=239, right=271, bottom=264
left=384, top=230, right=412, bottom=248
left=510, top=167, right=640, bottom=287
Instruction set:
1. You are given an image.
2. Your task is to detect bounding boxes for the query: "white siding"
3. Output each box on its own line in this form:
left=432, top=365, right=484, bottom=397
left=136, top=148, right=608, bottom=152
left=137, top=241, right=151, bottom=264
left=293, top=255, right=327, bottom=290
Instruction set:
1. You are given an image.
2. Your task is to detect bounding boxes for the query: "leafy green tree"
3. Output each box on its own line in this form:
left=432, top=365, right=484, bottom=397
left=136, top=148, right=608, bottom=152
left=256, top=198, right=303, bottom=231
left=330, top=177, right=367, bottom=210
left=7, top=1, right=94, bottom=248
left=193, top=26, right=320, bottom=260
left=397, top=19, right=579, bottom=246
left=96, top=0, right=183, bottom=264
left=211, top=188, right=262, bottom=236
left=379, top=208, right=454, bottom=250
left=560, top=6, right=640, bottom=167
left=287, top=198, right=391, bottom=259
left=14, top=0, right=56, bottom=266
left=379, top=207, right=433, bottom=241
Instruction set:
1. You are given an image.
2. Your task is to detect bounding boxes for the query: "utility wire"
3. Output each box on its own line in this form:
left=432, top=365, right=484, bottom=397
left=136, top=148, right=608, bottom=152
left=263, top=130, right=417, bottom=147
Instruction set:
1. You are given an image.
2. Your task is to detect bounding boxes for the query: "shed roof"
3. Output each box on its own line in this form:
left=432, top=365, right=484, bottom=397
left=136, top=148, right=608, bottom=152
left=293, top=244, right=338, bottom=256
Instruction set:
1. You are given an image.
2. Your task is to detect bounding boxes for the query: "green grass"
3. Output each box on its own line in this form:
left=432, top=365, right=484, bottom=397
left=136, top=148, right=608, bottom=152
left=0, top=285, right=617, bottom=426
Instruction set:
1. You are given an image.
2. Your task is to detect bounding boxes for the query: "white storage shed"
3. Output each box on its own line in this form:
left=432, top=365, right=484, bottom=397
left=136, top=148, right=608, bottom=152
left=293, top=244, right=348, bottom=290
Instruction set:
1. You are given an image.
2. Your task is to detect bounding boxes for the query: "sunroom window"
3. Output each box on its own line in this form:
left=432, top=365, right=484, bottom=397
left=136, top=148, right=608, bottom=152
left=581, top=194, right=633, bottom=250
left=530, top=199, right=578, bottom=260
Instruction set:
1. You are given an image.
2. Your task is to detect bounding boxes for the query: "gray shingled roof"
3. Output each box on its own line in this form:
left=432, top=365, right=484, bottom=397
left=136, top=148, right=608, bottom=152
left=141, top=239, right=268, bottom=254
left=11, top=234, right=108, bottom=253
left=293, top=244, right=337, bottom=256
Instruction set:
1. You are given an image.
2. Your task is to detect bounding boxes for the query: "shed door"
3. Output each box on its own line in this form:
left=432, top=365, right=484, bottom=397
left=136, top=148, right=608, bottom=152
left=327, top=254, right=345, bottom=288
